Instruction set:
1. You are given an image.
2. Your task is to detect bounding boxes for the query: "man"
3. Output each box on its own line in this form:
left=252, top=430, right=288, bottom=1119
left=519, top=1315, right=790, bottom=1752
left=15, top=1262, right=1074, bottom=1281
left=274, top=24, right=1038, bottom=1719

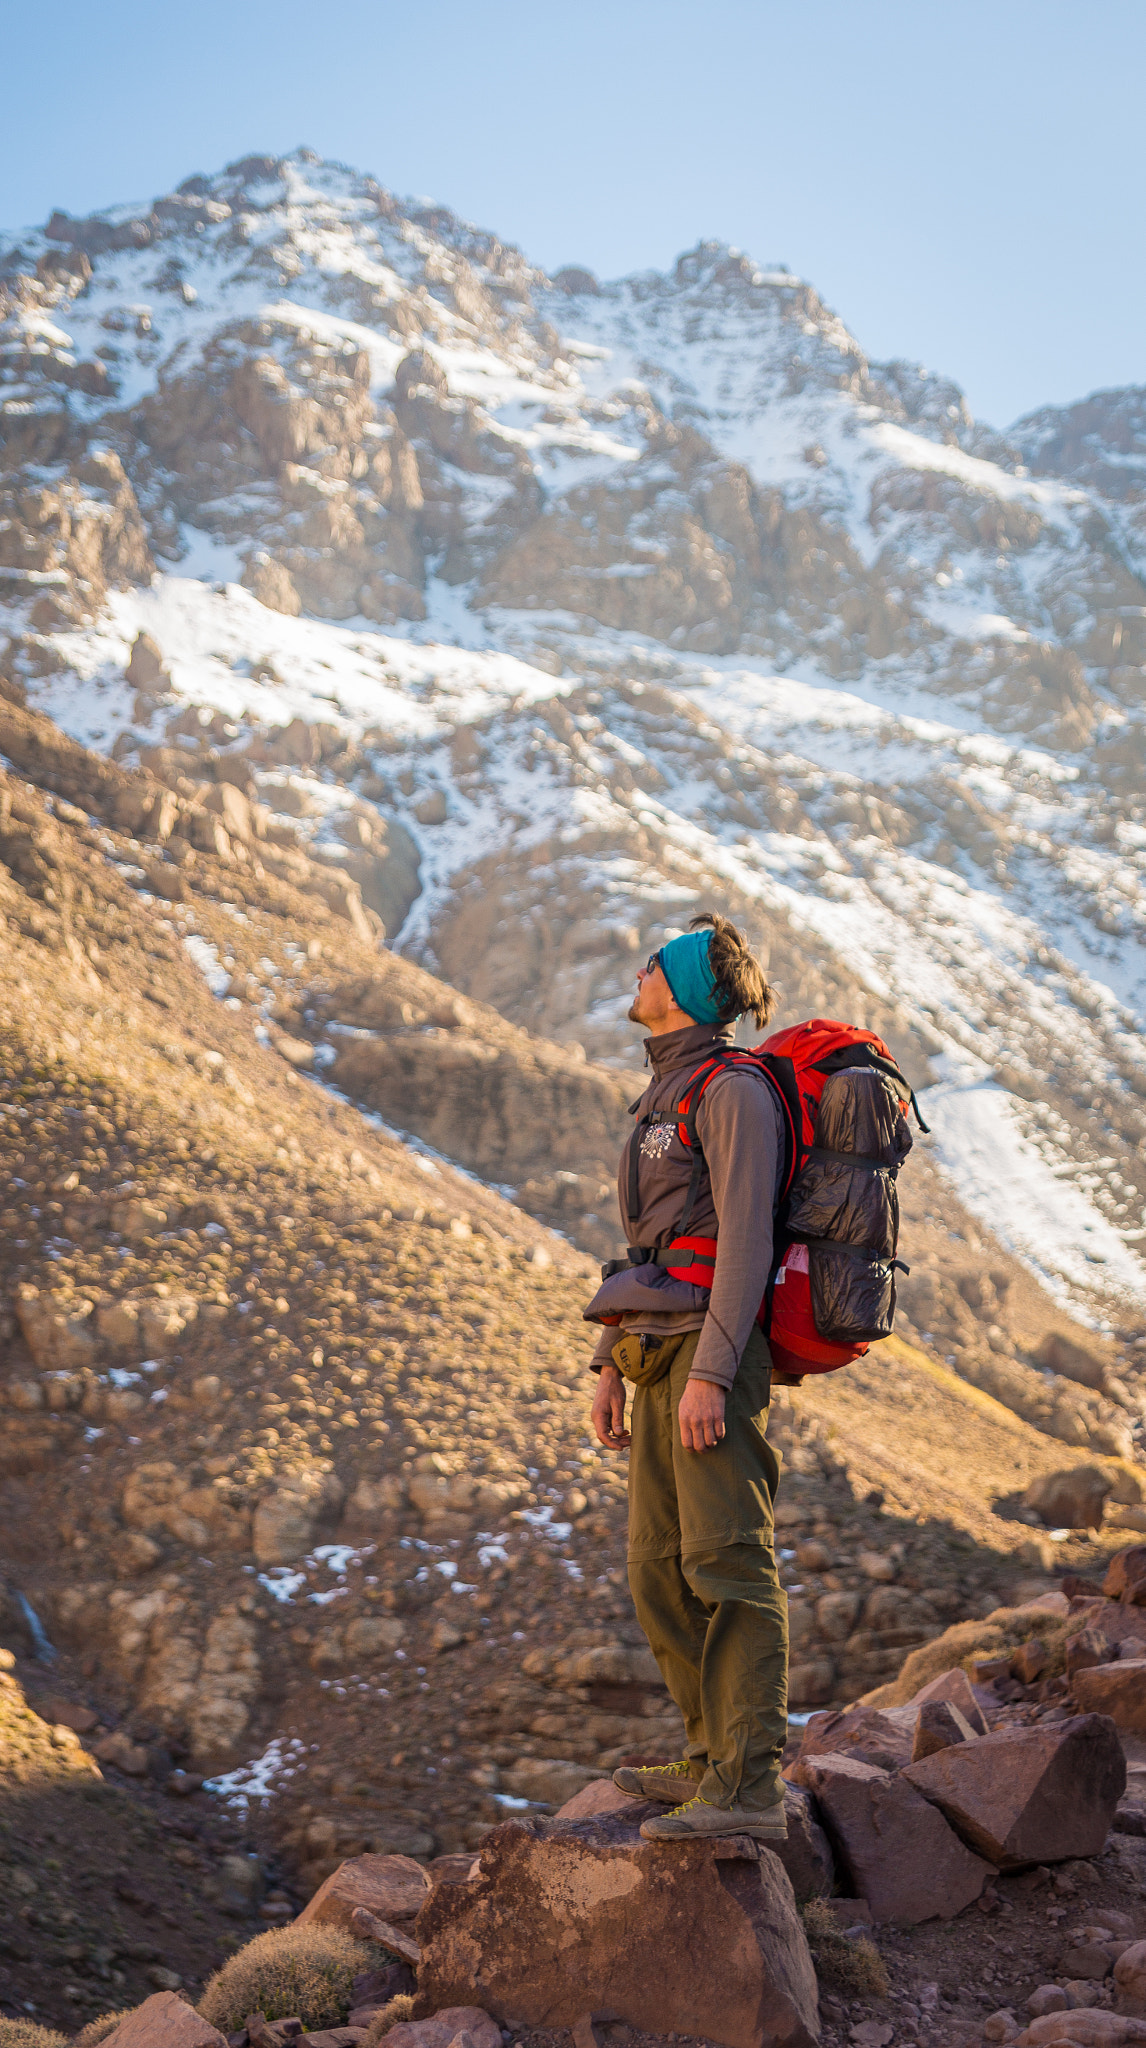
left=584, top=911, right=789, bottom=1843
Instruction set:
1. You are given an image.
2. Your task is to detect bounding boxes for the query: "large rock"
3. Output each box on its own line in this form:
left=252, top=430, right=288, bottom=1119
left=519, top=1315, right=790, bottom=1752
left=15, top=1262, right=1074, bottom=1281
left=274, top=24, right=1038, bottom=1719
left=253, top=1468, right=343, bottom=1564
left=15, top=1285, right=97, bottom=1368
left=298, top=1851, right=431, bottom=1929
left=554, top=1778, right=634, bottom=1822
left=555, top=1778, right=833, bottom=1903
left=125, top=630, right=168, bottom=688
left=911, top=1699, right=980, bottom=1761
left=778, top=1782, right=835, bottom=1902
left=100, top=1991, right=228, bottom=2045
left=794, top=1707, right=914, bottom=1774
left=385, top=2010, right=501, bottom=2048
left=793, top=1751, right=994, bottom=1924
left=903, top=1714, right=1126, bottom=1868
left=1035, top=1334, right=1111, bottom=1393
left=500, top=1757, right=606, bottom=1805
left=1106, top=1550, right=1146, bottom=1606
left=414, top=1809, right=820, bottom=2048
left=1071, top=1661, right=1146, bottom=1735
left=1115, top=1943, right=1146, bottom=2016
left=1019, top=2016, right=1146, bottom=2047
left=1023, top=1467, right=1115, bottom=1531
left=910, top=1666, right=990, bottom=1733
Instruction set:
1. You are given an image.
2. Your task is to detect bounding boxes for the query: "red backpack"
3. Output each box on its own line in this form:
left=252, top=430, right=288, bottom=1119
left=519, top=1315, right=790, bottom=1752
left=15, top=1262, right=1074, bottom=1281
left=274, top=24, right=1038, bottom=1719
left=657, top=1020, right=927, bottom=1383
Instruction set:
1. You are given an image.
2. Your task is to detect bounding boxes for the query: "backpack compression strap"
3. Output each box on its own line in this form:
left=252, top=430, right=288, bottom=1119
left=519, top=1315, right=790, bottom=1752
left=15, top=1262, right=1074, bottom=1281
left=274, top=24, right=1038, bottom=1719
left=810, top=1042, right=931, bottom=1133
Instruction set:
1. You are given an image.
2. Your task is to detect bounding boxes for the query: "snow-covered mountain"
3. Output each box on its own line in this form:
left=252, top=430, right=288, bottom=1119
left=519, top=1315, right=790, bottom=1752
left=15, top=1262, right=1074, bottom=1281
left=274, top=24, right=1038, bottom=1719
left=3, top=148, right=1146, bottom=1331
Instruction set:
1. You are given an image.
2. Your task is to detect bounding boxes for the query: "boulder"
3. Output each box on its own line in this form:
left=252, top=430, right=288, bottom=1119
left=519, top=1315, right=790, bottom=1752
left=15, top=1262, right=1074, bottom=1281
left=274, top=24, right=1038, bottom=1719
left=297, top=1852, right=431, bottom=1931
left=384, top=2011, right=501, bottom=2048
left=794, top=1706, right=914, bottom=1774
left=413, top=1809, right=820, bottom=2048
left=100, top=1991, right=228, bottom=2045
left=909, top=1665, right=991, bottom=1733
left=1116, top=1943, right=1146, bottom=2016
left=1020, top=2016, right=1146, bottom=2046
left=793, top=1750, right=994, bottom=1924
left=1062, top=1944, right=1118, bottom=1982
left=1071, top=1661, right=1146, bottom=1735
left=777, top=1781, right=835, bottom=1901
left=499, top=1757, right=605, bottom=1806
left=343, top=1616, right=406, bottom=1661
left=1035, top=1334, right=1110, bottom=1392
left=911, top=1700, right=980, bottom=1762
left=1068, top=1629, right=1118, bottom=1678
left=554, top=1778, right=634, bottom=1822
left=253, top=1470, right=343, bottom=1565
left=1030, top=1991, right=1071, bottom=2017
left=903, top=1714, right=1126, bottom=1868
left=15, top=1285, right=97, bottom=1368
left=1022, top=1467, right=1114, bottom=1531
left=554, top=1781, right=837, bottom=1904
left=125, top=631, right=168, bottom=689
left=243, top=553, right=302, bottom=616
left=1106, top=1550, right=1146, bottom=1606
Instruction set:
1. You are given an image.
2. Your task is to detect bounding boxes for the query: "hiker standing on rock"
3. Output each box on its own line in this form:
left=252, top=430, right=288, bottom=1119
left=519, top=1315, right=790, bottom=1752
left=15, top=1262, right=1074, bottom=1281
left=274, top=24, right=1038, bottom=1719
left=584, top=913, right=789, bottom=1843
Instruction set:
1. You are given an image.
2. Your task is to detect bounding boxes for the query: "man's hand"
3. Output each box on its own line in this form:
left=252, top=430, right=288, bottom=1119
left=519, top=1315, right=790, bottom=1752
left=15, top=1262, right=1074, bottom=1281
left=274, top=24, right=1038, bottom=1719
left=591, top=1363, right=630, bottom=1449
left=678, top=1375, right=726, bottom=1452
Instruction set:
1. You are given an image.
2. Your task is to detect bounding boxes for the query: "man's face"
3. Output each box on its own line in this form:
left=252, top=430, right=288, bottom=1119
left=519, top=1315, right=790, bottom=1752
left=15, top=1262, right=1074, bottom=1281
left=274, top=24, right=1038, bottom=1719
left=628, top=953, right=679, bottom=1026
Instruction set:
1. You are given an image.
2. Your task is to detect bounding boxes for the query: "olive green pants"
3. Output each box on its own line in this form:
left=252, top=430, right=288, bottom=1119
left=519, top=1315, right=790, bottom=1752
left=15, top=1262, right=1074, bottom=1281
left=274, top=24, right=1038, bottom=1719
left=623, top=1323, right=788, bottom=1811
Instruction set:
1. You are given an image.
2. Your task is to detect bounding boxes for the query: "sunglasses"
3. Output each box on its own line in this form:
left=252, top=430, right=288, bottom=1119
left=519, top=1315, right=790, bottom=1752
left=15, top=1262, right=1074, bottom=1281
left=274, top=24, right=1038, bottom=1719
left=645, top=951, right=662, bottom=975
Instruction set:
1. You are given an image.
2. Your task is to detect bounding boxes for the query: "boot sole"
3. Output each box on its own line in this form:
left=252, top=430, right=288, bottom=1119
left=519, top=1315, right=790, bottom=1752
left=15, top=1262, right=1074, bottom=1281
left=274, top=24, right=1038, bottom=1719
left=640, top=1814, right=788, bottom=1843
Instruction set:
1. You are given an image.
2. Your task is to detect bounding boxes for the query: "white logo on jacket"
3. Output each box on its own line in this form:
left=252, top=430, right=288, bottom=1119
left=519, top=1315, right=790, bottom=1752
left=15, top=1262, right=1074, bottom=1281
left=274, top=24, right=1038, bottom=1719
left=640, top=1123, right=675, bottom=1160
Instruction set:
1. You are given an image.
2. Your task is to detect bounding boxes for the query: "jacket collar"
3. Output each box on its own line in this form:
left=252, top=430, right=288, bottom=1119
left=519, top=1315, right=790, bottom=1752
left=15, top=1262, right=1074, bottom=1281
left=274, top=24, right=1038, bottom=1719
left=642, top=1019, right=737, bottom=1080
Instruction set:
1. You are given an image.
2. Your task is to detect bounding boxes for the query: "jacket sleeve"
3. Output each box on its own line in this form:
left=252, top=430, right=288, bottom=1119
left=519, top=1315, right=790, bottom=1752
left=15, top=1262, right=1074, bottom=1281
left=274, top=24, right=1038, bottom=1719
left=589, top=1324, right=618, bottom=1374
left=688, top=1071, right=781, bottom=1389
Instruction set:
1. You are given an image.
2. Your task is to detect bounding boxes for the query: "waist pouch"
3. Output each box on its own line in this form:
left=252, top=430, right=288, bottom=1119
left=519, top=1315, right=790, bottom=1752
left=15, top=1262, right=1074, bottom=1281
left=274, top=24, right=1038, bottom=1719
left=610, top=1329, right=690, bottom=1389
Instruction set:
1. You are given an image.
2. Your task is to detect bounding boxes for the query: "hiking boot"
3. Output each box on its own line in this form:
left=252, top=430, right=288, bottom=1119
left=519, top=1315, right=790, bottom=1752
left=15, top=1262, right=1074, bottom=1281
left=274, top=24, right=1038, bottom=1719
left=639, top=1794, right=788, bottom=1843
left=612, top=1760, right=698, bottom=1803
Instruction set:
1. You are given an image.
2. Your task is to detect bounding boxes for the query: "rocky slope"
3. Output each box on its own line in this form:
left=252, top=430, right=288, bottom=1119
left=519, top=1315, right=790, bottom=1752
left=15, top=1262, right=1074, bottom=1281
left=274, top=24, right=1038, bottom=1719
left=2, top=147, right=1146, bottom=2032
left=0, top=696, right=1138, bottom=1989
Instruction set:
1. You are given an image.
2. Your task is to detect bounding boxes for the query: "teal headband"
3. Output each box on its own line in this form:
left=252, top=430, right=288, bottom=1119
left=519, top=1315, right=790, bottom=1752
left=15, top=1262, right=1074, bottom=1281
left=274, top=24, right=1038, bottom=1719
left=658, top=929, right=737, bottom=1026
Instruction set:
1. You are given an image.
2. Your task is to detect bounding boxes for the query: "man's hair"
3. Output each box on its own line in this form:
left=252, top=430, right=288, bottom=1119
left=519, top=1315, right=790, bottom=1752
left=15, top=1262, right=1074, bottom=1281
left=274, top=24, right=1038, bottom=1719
left=691, top=911, right=777, bottom=1030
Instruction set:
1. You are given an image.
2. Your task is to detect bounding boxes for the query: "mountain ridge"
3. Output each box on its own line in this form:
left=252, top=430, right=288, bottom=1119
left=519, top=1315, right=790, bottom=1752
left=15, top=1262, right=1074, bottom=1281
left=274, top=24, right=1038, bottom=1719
left=3, top=144, right=1145, bottom=1336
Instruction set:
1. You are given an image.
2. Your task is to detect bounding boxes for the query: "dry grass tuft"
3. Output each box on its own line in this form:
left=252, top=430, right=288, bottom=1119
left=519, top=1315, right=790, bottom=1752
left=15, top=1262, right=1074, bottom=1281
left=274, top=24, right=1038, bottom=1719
left=862, top=1604, right=1080, bottom=1707
left=0, top=2024, right=69, bottom=2048
left=72, top=2016, right=135, bottom=2048
left=802, top=1897, right=890, bottom=1998
left=362, top=1993, right=417, bottom=2043
left=198, top=1923, right=388, bottom=2032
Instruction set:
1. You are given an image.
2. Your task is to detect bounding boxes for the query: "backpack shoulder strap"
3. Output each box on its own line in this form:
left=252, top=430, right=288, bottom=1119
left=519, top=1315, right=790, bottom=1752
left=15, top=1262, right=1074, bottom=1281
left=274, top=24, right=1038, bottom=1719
left=675, top=1050, right=796, bottom=1235
left=755, top=1052, right=801, bottom=1203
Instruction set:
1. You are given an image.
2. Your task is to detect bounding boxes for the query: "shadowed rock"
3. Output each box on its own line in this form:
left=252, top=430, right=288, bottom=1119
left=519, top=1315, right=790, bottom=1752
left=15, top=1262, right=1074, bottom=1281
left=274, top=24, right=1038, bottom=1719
left=1071, top=1662, right=1146, bottom=1736
left=793, top=1750, right=995, bottom=1924
left=295, top=1851, right=431, bottom=1933
left=99, top=1991, right=228, bottom=2045
left=903, top=1713, right=1126, bottom=1868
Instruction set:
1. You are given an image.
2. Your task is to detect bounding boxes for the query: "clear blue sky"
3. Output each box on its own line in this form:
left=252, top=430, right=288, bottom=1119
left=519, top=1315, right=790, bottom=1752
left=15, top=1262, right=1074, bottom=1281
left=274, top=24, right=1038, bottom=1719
left=5, top=0, right=1144, bottom=428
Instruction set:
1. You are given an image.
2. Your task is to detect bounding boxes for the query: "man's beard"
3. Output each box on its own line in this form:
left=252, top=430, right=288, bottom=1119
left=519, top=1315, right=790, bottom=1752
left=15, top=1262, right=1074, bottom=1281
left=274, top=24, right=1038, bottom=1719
left=627, top=997, right=643, bottom=1023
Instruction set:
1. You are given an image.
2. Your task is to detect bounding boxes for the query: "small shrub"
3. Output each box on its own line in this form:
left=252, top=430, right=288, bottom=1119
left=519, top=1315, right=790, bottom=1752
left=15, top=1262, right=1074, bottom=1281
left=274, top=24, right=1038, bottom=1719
left=363, top=1994, right=417, bottom=2044
left=198, top=1924, right=388, bottom=2033
left=73, top=2015, right=135, bottom=2048
left=802, top=1898, right=889, bottom=1998
left=0, top=2024, right=69, bottom=2048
